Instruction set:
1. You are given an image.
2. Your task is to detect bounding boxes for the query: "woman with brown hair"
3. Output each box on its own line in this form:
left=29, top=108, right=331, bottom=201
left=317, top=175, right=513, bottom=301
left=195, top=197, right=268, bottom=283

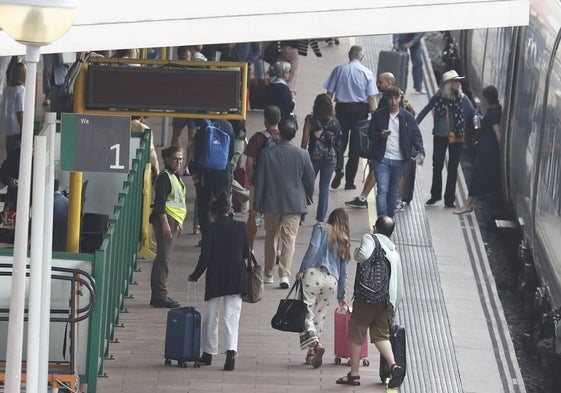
left=301, top=93, right=342, bottom=222
left=295, top=208, right=350, bottom=368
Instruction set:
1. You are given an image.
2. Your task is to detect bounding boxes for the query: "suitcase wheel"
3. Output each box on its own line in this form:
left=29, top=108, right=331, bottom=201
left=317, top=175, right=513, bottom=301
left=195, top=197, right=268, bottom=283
left=193, top=362, right=201, bottom=368
left=334, top=357, right=341, bottom=365
left=164, top=359, right=171, bottom=366
left=178, top=361, right=187, bottom=368
left=362, top=358, right=370, bottom=367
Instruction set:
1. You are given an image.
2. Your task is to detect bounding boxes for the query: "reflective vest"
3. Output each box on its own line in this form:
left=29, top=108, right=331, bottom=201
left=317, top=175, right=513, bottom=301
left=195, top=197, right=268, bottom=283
left=163, top=170, right=186, bottom=224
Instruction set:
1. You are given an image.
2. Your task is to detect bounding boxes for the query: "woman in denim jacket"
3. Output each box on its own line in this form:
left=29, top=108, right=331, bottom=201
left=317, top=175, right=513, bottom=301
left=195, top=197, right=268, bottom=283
left=295, top=208, right=350, bottom=368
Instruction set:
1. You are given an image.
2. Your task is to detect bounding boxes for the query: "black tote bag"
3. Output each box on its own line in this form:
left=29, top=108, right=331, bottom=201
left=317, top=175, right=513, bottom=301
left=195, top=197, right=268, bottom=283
left=271, top=280, right=307, bottom=332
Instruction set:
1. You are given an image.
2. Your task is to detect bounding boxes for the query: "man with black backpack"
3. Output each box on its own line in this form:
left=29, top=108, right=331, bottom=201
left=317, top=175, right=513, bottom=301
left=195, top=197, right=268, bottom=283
left=336, top=215, right=405, bottom=388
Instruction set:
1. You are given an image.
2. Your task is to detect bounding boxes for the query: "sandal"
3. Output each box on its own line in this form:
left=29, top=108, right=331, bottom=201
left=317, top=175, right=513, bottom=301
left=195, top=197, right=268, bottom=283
left=336, top=372, right=360, bottom=386
left=388, top=364, right=404, bottom=388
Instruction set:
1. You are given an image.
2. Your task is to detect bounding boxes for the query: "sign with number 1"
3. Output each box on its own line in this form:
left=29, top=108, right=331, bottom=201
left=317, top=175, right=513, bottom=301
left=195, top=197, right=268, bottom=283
left=60, top=113, right=131, bottom=173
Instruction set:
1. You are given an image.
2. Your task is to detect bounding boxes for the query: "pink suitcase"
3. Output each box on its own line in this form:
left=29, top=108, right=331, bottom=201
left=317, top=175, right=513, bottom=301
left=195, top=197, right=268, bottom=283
left=334, top=307, right=370, bottom=366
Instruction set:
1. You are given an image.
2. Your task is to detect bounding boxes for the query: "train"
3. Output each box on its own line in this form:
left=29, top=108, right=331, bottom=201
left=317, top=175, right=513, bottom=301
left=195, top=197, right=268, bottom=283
left=446, top=0, right=561, bottom=359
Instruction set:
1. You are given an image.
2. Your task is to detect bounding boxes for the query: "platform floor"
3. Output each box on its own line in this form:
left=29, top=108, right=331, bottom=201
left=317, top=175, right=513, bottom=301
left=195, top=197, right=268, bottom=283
left=95, top=36, right=525, bottom=393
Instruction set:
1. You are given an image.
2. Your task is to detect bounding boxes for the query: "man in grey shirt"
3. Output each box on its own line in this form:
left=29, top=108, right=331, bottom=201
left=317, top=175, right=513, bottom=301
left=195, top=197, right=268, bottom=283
left=253, top=120, right=315, bottom=289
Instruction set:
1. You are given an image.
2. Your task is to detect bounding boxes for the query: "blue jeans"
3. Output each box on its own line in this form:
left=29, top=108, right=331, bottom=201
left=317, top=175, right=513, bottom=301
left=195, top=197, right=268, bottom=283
left=312, top=159, right=336, bottom=222
left=373, top=158, right=405, bottom=218
left=399, top=43, right=423, bottom=91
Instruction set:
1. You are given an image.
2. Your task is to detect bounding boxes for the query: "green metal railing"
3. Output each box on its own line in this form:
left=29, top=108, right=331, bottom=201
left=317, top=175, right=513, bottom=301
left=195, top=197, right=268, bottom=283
left=84, top=131, right=150, bottom=392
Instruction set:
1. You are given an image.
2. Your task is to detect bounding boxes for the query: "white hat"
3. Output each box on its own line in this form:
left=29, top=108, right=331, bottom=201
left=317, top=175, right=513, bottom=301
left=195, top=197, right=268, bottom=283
left=441, top=70, right=465, bottom=84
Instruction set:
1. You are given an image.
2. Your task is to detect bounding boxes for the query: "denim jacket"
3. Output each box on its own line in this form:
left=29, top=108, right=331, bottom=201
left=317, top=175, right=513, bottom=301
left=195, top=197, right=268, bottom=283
left=297, top=223, right=349, bottom=300
left=368, top=107, right=425, bottom=162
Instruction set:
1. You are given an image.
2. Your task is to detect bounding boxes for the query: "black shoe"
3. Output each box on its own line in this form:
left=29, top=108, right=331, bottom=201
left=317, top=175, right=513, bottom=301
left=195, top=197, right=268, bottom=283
left=199, top=352, right=212, bottom=365
left=224, top=350, right=236, bottom=371
left=425, top=197, right=441, bottom=205
left=445, top=201, right=456, bottom=208
left=150, top=297, right=180, bottom=308
left=331, top=171, right=344, bottom=189
left=345, top=197, right=368, bottom=209
left=344, top=184, right=356, bottom=190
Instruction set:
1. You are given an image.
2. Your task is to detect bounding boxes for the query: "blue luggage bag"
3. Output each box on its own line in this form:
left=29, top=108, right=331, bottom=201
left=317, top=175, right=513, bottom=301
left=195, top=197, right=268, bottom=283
left=164, top=285, right=201, bottom=368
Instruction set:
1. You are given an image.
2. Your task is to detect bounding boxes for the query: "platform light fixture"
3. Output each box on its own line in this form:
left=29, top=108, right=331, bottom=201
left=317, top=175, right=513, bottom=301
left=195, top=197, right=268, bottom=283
left=0, top=1, right=79, bottom=392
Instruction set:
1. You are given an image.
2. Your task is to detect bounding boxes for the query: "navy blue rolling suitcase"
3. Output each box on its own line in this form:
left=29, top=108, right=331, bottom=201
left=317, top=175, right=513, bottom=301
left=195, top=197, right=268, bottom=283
left=164, top=285, right=201, bottom=368
left=379, top=324, right=406, bottom=386
left=377, top=50, right=409, bottom=93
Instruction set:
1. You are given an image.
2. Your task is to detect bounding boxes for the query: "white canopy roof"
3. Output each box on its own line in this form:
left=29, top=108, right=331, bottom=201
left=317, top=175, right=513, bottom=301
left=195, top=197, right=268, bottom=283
left=0, top=0, right=530, bottom=55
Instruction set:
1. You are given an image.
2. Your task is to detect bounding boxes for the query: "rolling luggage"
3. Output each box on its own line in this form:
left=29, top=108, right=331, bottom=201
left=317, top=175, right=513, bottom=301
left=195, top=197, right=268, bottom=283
left=377, top=50, right=409, bottom=93
left=249, top=78, right=269, bottom=110
left=400, top=157, right=416, bottom=204
left=355, top=119, right=372, bottom=159
left=164, top=283, right=201, bottom=368
left=379, top=324, right=407, bottom=386
left=334, top=307, right=369, bottom=366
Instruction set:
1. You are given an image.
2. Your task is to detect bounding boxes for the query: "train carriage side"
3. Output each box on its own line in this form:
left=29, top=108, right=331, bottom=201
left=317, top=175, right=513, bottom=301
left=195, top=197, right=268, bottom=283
left=454, top=0, right=561, bottom=357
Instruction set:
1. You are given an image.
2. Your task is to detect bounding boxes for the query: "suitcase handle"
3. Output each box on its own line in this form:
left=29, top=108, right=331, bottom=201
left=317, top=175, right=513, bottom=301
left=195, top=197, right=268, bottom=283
left=187, top=281, right=197, bottom=306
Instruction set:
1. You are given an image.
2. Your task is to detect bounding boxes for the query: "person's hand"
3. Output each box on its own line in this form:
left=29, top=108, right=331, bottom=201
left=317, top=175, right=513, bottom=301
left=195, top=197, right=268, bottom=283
left=405, top=42, right=413, bottom=49
left=188, top=274, right=196, bottom=282
left=191, top=174, right=199, bottom=184
left=163, top=224, right=173, bottom=239
left=338, top=299, right=347, bottom=308
left=177, top=224, right=183, bottom=235
left=296, top=271, right=304, bottom=281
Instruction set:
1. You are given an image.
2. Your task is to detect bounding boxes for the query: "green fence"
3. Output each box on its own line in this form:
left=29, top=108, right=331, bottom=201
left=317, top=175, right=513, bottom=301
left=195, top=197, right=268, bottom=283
left=84, top=131, right=150, bottom=392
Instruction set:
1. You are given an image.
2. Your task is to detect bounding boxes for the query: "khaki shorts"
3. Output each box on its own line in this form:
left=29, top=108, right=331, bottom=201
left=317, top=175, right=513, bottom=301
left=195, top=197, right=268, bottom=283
left=348, top=298, right=394, bottom=344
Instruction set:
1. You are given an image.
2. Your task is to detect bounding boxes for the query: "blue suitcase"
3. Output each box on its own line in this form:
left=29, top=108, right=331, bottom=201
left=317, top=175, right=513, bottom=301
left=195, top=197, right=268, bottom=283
left=164, top=306, right=201, bottom=368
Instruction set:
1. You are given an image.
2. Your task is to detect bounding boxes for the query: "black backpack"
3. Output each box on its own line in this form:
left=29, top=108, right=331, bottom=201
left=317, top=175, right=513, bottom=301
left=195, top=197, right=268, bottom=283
left=259, top=130, right=280, bottom=148
left=353, top=235, right=390, bottom=305
left=308, top=116, right=337, bottom=161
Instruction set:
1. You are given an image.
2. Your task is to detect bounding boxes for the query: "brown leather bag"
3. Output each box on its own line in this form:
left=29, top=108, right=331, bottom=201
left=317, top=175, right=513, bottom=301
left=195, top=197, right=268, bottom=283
left=242, top=251, right=263, bottom=303
left=446, top=107, right=465, bottom=144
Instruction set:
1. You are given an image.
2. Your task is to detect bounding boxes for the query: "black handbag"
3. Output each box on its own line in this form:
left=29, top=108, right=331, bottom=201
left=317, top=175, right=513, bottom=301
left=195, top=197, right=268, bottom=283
left=271, top=280, right=307, bottom=332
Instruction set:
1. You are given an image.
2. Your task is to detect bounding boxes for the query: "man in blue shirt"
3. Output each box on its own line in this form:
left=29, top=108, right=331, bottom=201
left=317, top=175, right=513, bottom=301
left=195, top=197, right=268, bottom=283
left=323, top=45, right=378, bottom=190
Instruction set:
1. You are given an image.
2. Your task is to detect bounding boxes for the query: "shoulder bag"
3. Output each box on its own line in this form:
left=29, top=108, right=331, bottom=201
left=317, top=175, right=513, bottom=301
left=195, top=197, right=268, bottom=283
left=271, top=280, right=307, bottom=332
left=242, top=250, right=264, bottom=303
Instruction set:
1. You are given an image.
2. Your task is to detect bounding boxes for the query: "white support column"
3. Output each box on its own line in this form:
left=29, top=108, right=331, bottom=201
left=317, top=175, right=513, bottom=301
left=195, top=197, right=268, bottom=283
left=26, top=134, right=48, bottom=393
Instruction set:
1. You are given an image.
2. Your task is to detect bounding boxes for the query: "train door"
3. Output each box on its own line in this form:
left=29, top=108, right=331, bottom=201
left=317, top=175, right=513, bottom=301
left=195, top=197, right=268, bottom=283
left=504, top=22, right=545, bottom=237
left=532, top=26, right=561, bottom=306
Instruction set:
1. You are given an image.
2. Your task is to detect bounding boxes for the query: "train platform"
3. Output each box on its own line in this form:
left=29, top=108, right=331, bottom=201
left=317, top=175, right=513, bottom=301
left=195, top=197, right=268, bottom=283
left=95, top=36, right=526, bottom=393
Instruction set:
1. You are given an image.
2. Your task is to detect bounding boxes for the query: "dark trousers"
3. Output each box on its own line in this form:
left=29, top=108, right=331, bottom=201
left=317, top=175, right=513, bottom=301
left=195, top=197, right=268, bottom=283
left=431, top=136, right=462, bottom=205
left=195, top=171, right=232, bottom=235
left=335, top=102, right=369, bottom=187
left=150, top=216, right=180, bottom=302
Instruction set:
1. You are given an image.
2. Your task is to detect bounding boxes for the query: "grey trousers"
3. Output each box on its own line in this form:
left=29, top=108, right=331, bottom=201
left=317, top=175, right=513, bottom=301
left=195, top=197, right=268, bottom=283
left=150, top=216, right=180, bottom=301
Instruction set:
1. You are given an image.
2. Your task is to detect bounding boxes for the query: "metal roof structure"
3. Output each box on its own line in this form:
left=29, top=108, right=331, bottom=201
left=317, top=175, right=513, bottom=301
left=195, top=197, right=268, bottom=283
left=0, top=0, right=529, bottom=55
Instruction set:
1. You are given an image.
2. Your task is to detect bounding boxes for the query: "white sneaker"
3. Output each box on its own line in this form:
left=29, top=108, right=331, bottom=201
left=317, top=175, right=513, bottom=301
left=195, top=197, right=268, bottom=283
left=264, top=275, right=274, bottom=284
left=279, top=276, right=290, bottom=289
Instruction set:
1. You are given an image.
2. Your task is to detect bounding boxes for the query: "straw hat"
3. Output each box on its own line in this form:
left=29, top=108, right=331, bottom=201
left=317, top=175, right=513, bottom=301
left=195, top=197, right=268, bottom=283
left=441, top=70, right=465, bottom=84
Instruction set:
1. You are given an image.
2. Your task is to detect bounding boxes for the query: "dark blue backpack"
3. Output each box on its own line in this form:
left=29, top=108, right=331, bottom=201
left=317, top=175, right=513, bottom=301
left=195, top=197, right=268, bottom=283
left=198, top=120, right=231, bottom=171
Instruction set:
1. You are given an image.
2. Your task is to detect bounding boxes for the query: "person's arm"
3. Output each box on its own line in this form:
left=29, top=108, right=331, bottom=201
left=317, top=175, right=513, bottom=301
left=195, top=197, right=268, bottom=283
left=392, top=34, right=400, bottom=49
left=253, top=151, right=266, bottom=212
left=409, top=116, right=426, bottom=163
left=415, top=95, right=436, bottom=124
left=300, top=115, right=312, bottom=149
left=337, top=258, right=349, bottom=303
left=493, top=124, right=502, bottom=144
left=152, top=173, right=173, bottom=238
left=354, top=233, right=375, bottom=263
left=245, top=156, right=255, bottom=187
left=297, top=224, right=323, bottom=276
left=368, top=95, right=377, bottom=113
left=16, top=111, right=23, bottom=132
left=189, top=231, right=211, bottom=281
